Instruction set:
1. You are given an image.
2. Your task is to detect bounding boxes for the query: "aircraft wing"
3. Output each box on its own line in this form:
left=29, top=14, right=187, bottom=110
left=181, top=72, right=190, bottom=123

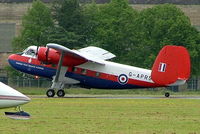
left=78, top=46, right=116, bottom=60
left=47, top=43, right=105, bottom=65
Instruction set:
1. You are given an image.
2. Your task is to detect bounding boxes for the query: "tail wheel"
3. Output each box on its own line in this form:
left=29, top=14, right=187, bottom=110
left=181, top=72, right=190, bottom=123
left=46, top=89, right=55, bottom=97
left=165, top=92, right=170, bottom=98
left=57, top=90, right=65, bottom=97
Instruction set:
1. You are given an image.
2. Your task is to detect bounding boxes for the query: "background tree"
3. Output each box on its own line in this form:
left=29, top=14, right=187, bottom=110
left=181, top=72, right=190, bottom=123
left=126, top=4, right=200, bottom=76
left=9, top=0, right=53, bottom=77
left=51, top=0, right=85, bottom=48
left=45, top=26, right=82, bottom=49
left=12, top=0, right=53, bottom=52
left=83, top=0, right=139, bottom=63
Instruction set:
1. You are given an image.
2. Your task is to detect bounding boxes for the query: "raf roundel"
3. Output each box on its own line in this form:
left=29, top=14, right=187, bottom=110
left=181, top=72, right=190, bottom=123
left=118, top=74, right=128, bottom=85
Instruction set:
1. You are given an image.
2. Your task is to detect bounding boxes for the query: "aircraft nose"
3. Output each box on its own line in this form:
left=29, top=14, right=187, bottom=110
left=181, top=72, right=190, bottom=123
left=8, top=54, right=16, bottom=66
left=7, top=54, right=22, bottom=71
left=0, top=82, right=31, bottom=108
left=8, top=54, right=16, bottom=60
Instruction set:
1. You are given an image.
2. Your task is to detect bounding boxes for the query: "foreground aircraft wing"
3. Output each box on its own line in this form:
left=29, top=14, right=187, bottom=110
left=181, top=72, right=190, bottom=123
left=47, top=43, right=105, bottom=65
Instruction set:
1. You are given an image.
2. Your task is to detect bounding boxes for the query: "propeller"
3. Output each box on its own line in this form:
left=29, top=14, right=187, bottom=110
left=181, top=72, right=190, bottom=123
left=36, top=46, right=39, bottom=56
left=35, top=45, right=51, bottom=65
left=45, top=47, right=50, bottom=63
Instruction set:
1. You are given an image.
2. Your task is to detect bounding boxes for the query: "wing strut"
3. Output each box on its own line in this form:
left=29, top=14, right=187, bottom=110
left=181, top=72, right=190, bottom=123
left=54, top=50, right=65, bottom=83
left=46, top=50, right=66, bottom=97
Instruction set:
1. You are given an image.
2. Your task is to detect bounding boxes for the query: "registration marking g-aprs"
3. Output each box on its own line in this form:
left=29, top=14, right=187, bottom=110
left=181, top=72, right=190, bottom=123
left=118, top=74, right=128, bottom=85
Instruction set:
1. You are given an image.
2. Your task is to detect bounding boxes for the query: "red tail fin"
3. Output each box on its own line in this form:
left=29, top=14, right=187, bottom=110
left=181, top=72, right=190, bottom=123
left=151, top=45, right=191, bottom=85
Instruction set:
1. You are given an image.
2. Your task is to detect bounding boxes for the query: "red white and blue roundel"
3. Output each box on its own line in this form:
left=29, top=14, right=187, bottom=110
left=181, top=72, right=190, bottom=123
left=118, top=74, right=128, bottom=85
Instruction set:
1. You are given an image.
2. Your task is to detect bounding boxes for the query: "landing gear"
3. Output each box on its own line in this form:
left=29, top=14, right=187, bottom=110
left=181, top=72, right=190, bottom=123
left=46, top=89, right=65, bottom=97
left=165, top=92, right=170, bottom=98
left=46, top=89, right=55, bottom=97
left=5, top=106, right=31, bottom=120
left=46, top=50, right=67, bottom=98
left=57, top=89, right=65, bottom=97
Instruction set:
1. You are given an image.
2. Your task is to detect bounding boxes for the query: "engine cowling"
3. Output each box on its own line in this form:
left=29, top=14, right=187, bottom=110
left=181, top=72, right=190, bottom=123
left=37, top=47, right=87, bottom=66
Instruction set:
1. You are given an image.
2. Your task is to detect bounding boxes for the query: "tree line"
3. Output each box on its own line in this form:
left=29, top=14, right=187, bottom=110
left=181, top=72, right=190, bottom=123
left=12, top=0, right=200, bottom=76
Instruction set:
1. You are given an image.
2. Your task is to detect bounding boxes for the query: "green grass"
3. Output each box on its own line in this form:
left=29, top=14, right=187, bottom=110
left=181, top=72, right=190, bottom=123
left=0, top=98, right=200, bottom=134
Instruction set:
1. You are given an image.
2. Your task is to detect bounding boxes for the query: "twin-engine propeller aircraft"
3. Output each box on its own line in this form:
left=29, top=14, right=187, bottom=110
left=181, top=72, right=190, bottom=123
left=8, top=43, right=190, bottom=98
left=0, top=82, right=30, bottom=119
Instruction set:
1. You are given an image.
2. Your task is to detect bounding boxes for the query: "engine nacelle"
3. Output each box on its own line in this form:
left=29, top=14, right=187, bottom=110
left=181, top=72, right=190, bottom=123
left=37, top=47, right=87, bottom=66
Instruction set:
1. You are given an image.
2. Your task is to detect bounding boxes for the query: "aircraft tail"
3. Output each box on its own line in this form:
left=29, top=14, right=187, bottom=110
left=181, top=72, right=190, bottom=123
left=151, top=45, right=191, bottom=86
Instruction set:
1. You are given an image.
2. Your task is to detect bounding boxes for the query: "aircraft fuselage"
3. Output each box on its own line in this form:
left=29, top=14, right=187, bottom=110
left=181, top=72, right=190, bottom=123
left=8, top=53, right=161, bottom=89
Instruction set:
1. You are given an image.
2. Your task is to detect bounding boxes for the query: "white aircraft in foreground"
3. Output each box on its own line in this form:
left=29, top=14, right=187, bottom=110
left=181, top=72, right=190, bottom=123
left=8, top=44, right=191, bottom=98
left=0, top=82, right=30, bottom=119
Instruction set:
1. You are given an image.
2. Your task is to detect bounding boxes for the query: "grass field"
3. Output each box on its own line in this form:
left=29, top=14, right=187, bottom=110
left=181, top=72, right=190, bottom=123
left=0, top=96, right=200, bottom=134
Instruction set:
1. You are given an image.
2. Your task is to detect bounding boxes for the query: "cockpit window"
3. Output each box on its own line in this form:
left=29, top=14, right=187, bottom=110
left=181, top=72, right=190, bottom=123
left=21, top=46, right=38, bottom=58
left=25, top=49, right=36, bottom=56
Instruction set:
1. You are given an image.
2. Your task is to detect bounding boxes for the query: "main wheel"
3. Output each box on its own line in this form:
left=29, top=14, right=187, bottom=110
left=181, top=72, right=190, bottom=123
left=46, top=89, right=55, bottom=97
left=57, top=90, right=65, bottom=97
left=165, top=92, right=170, bottom=98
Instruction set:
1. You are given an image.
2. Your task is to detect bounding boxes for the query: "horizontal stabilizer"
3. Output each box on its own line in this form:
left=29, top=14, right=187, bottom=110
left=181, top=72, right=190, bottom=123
left=151, top=45, right=191, bottom=86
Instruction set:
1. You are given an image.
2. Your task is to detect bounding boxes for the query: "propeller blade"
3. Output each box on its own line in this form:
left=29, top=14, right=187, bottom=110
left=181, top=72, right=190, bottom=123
left=45, top=47, right=50, bottom=63
left=36, top=46, right=39, bottom=56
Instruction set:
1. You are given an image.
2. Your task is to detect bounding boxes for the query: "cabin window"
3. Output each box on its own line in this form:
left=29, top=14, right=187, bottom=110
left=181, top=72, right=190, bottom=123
left=81, top=69, right=87, bottom=75
left=72, top=67, right=77, bottom=72
left=96, top=72, right=100, bottom=77
left=51, top=64, right=56, bottom=68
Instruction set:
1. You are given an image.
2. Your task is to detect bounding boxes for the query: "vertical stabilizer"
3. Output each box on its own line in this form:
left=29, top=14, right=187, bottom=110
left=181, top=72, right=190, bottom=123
left=151, top=45, right=191, bottom=86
